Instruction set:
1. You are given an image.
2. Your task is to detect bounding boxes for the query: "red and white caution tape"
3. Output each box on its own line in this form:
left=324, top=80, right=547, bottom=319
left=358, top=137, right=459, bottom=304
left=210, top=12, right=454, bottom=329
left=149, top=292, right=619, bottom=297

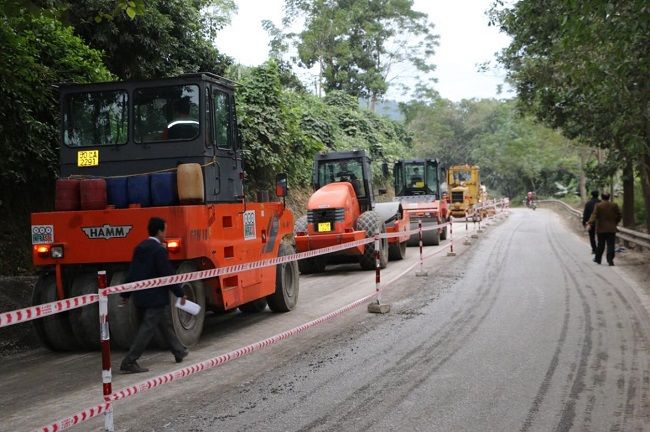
left=37, top=402, right=111, bottom=432
left=109, top=290, right=377, bottom=401
left=1, top=222, right=452, bottom=327
left=0, top=294, right=98, bottom=328
left=37, top=223, right=454, bottom=431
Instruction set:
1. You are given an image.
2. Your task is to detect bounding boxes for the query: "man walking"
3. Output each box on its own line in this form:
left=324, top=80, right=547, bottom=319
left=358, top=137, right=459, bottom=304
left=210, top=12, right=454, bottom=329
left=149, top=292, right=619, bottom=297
left=588, top=193, right=622, bottom=266
left=582, top=190, right=600, bottom=254
left=120, top=217, right=188, bottom=373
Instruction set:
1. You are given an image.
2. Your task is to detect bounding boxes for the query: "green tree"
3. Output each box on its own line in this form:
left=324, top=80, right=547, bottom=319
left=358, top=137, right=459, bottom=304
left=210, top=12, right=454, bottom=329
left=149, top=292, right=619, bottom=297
left=269, top=0, right=437, bottom=105
left=0, top=3, right=113, bottom=273
left=489, top=0, right=650, bottom=230
left=62, top=0, right=236, bottom=79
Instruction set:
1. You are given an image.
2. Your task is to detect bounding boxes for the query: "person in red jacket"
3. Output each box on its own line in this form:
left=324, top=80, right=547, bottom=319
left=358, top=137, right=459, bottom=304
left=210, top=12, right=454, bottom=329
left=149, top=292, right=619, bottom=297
left=119, top=217, right=188, bottom=374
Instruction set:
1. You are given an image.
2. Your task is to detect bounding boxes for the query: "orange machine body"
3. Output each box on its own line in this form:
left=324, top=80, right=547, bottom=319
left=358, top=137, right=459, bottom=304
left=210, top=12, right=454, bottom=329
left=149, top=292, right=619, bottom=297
left=294, top=182, right=366, bottom=255
left=31, top=203, right=293, bottom=310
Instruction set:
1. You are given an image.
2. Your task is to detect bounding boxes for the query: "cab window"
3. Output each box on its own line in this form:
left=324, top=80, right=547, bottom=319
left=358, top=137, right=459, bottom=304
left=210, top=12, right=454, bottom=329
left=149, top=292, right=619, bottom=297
left=63, top=90, right=128, bottom=147
left=134, top=85, right=199, bottom=143
left=212, top=90, right=232, bottom=149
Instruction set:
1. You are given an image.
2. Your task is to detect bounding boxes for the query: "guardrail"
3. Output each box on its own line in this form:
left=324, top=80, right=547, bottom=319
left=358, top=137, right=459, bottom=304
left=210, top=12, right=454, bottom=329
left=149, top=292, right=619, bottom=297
left=539, top=199, right=650, bottom=251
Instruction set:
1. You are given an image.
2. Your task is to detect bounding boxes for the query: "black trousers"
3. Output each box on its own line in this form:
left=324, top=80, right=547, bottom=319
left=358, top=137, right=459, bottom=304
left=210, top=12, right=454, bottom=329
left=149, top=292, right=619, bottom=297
left=122, top=305, right=185, bottom=365
left=595, top=232, right=616, bottom=264
left=588, top=226, right=597, bottom=253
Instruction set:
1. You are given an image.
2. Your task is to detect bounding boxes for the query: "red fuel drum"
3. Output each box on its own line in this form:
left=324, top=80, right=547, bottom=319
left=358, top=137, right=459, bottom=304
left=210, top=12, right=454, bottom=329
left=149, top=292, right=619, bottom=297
left=80, top=178, right=107, bottom=210
left=54, top=179, right=81, bottom=211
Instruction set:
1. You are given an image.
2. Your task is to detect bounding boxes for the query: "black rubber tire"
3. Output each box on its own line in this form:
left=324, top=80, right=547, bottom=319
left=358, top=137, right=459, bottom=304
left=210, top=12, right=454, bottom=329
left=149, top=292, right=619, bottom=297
left=267, top=243, right=299, bottom=312
left=169, top=261, right=206, bottom=347
left=440, top=225, right=448, bottom=241
left=69, top=272, right=101, bottom=349
left=239, top=298, right=268, bottom=313
left=423, top=227, right=441, bottom=246
left=388, top=240, right=407, bottom=260
left=107, top=271, right=141, bottom=351
left=356, top=211, right=388, bottom=270
left=294, top=214, right=325, bottom=274
left=298, top=256, right=327, bottom=274
left=32, top=274, right=79, bottom=351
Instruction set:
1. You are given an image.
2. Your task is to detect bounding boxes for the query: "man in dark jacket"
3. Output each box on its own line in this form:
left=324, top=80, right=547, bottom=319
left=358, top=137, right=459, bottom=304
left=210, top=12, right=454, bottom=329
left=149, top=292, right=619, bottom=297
left=588, top=193, right=622, bottom=266
left=120, top=217, right=188, bottom=373
left=582, top=190, right=600, bottom=254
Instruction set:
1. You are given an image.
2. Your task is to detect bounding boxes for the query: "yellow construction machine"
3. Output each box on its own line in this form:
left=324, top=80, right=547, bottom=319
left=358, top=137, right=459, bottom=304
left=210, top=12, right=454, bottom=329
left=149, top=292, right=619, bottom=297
left=447, top=164, right=483, bottom=219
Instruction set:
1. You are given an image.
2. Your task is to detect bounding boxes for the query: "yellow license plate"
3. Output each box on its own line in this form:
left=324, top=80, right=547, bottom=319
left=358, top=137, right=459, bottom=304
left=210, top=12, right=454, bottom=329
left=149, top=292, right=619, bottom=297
left=77, top=150, right=99, bottom=167
left=318, top=222, right=331, bottom=232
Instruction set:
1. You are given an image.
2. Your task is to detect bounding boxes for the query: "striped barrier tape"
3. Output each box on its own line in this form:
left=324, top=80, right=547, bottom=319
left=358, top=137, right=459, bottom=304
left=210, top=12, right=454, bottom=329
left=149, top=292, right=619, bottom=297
left=37, top=224, right=454, bottom=431
left=102, top=222, right=450, bottom=297
left=0, top=294, right=98, bottom=329
left=1, top=222, right=451, bottom=328
left=37, top=402, right=112, bottom=432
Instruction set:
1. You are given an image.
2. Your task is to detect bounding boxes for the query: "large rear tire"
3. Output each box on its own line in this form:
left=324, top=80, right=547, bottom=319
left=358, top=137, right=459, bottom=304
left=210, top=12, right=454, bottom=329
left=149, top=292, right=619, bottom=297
left=69, top=272, right=101, bottom=349
left=388, top=240, right=407, bottom=260
left=170, top=261, right=206, bottom=347
left=357, top=211, right=388, bottom=270
left=107, top=271, right=141, bottom=351
left=32, top=274, right=79, bottom=351
left=423, top=227, right=441, bottom=246
left=267, top=243, right=299, bottom=312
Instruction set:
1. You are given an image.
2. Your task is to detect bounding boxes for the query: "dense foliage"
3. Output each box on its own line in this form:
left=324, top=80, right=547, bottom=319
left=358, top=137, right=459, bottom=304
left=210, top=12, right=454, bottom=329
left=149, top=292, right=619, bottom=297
left=267, top=0, right=437, bottom=104
left=234, top=61, right=413, bottom=189
left=489, top=0, right=650, bottom=230
left=401, top=98, right=580, bottom=199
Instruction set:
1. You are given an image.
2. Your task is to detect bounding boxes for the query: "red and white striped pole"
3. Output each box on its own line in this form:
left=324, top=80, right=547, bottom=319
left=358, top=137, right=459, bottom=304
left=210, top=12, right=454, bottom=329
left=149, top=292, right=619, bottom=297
left=368, top=235, right=390, bottom=313
left=374, top=236, right=381, bottom=304
left=416, top=220, right=427, bottom=276
left=447, top=221, right=456, bottom=256
left=97, top=270, right=114, bottom=432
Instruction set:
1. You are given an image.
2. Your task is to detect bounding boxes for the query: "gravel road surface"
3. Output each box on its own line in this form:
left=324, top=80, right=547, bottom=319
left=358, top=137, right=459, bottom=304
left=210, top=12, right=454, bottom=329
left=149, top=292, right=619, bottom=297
left=1, top=208, right=648, bottom=431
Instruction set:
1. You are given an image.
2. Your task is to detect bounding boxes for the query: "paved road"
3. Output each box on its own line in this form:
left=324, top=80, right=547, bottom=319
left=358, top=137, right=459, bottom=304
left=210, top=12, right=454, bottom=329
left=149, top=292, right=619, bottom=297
left=1, top=208, right=648, bottom=431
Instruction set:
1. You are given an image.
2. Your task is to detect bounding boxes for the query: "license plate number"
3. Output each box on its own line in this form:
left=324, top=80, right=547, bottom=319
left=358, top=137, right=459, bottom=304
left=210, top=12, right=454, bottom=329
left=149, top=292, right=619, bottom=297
left=77, top=150, right=99, bottom=167
left=318, top=222, right=331, bottom=232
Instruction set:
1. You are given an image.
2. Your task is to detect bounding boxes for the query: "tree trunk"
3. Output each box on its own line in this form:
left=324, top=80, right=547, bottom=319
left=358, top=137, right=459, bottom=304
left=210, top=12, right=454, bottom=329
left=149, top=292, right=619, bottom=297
left=640, top=154, right=650, bottom=233
left=578, top=148, right=588, bottom=204
left=622, top=160, right=635, bottom=228
left=369, top=94, right=377, bottom=112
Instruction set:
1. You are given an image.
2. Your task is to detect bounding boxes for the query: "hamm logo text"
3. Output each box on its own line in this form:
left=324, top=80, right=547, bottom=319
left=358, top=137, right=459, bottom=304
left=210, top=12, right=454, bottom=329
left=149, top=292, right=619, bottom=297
left=82, top=225, right=132, bottom=240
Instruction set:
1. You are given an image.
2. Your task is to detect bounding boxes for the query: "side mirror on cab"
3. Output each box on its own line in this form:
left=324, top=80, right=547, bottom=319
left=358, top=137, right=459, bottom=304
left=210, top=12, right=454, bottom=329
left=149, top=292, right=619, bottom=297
left=275, top=173, right=288, bottom=198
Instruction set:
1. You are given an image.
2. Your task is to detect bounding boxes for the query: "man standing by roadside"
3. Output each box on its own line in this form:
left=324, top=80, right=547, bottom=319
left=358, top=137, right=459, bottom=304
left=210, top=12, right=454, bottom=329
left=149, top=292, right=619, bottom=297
left=582, top=190, right=600, bottom=254
left=588, top=193, right=622, bottom=266
left=120, top=217, right=188, bottom=373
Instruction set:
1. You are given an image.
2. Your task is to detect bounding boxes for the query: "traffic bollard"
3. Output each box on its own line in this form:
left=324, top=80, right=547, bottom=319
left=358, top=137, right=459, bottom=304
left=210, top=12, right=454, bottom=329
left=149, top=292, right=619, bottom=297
left=447, top=221, right=456, bottom=256
left=97, top=271, right=114, bottom=432
left=368, top=235, right=390, bottom=313
left=416, top=221, right=428, bottom=277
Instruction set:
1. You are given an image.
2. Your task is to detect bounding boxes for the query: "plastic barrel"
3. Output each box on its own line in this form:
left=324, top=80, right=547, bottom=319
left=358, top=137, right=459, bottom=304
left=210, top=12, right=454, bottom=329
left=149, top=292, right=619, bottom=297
left=106, top=177, right=128, bottom=208
left=80, top=178, right=107, bottom=210
left=127, top=175, right=151, bottom=207
left=151, top=172, right=179, bottom=206
left=55, top=179, right=81, bottom=211
left=177, top=163, right=205, bottom=204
